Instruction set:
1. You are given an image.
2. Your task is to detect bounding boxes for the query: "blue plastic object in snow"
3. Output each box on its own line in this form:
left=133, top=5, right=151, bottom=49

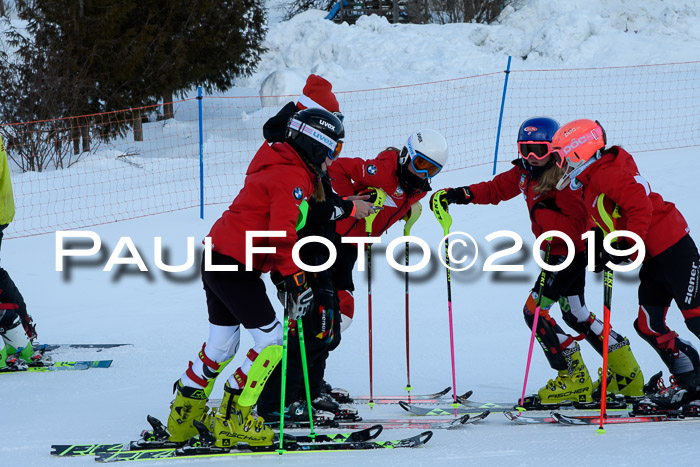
left=325, top=1, right=349, bottom=20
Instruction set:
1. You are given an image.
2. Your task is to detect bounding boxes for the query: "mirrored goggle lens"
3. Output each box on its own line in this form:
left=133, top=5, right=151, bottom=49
left=411, top=153, right=442, bottom=177
left=518, top=142, right=552, bottom=160
left=328, top=140, right=343, bottom=160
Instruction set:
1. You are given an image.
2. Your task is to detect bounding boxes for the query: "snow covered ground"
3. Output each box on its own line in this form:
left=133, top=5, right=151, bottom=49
left=2, top=0, right=700, bottom=465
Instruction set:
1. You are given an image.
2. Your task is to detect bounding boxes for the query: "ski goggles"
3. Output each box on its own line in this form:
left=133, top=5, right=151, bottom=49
left=411, top=152, right=443, bottom=177
left=289, top=118, right=343, bottom=160
left=518, top=141, right=554, bottom=160
left=403, top=143, right=443, bottom=178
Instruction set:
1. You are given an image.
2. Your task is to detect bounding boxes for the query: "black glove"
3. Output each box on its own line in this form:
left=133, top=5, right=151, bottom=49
left=274, top=271, right=314, bottom=320
left=445, top=186, right=472, bottom=205
left=430, top=186, right=472, bottom=212
left=590, top=228, right=634, bottom=273
left=529, top=198, right=560, bottom=222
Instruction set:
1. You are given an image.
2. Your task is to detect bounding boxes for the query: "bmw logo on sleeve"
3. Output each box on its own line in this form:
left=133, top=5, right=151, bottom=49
left=366, top=164, right=377, bottom=175
left=293, top=187, right=304, bottom=200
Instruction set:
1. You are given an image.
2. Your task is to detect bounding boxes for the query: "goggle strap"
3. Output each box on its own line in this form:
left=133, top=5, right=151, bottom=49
left=289, top=118, right=338, bottom=152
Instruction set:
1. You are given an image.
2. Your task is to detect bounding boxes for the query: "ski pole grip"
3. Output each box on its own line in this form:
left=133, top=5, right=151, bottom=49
left=403, top=201, right=422, bottom=236
left=431, top=190, right=452, bottom=236
left=364, top=187, right=387, bottom=234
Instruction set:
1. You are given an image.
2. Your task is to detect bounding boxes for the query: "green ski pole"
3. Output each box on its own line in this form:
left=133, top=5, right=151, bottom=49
left=297, top=318, right=316, bottom=439
left=277, top=313, right=289, bottom=454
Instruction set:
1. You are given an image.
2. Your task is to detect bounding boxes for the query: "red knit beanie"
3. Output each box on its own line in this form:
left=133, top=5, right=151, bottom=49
left=296, top=74, right=339, bottom=113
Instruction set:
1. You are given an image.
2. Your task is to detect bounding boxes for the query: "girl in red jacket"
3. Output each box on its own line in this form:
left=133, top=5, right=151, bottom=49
left=160, top=108, right=345, bottom=447
left=553, top=118, right=700, bottom=409
left=328, top=129, right=449, bottom=330
left=434, top=117, right=643, bottom=406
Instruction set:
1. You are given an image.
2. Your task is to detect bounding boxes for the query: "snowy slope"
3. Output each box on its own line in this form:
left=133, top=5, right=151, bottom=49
left=4, top=148, right=700, bottom=467
left=2, top=1, right=700, bottom=466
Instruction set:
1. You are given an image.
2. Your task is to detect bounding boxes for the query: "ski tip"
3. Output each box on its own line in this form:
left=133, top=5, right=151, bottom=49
left=550, top=412, right=587, bottom=425
left=398, top=401, right=411, bottom=412
left=419, top=431, right=434, bottom=446
left=367, top=424, right=383, bottom=440
left=445, top=414, right=470, bottom=430
left=434, top=386, right=452, bottom=398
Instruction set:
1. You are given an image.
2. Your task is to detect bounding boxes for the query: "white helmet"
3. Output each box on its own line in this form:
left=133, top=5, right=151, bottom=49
left=399, top=129, right=448, bottom=178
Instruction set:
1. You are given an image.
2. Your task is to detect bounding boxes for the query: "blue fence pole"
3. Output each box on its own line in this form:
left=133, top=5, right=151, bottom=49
left=492, top=56, right=512, bottom=175
left=198, top=86, right=204, bottom=219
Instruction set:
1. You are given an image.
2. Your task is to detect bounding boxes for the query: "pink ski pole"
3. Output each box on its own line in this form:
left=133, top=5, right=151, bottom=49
left=519, top=240, right=552, bottom=409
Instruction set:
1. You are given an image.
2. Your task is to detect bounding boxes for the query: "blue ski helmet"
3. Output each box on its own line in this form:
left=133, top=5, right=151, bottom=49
left=517, top=117, right=560, bottom=180
left=517, top=117, right=560, bottom=143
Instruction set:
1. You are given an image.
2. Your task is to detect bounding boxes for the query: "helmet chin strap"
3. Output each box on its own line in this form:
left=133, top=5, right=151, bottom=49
left=555, top=150, right=601, bottom=191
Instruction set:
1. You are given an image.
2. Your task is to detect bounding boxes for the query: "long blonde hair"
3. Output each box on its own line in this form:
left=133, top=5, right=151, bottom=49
left=534, top=162, right=565, bottom=195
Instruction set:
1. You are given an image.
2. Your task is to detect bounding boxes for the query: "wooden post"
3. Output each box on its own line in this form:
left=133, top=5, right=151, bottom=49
left=162, top=93, right=174, bottom=120
left=53, top=121, right=63, bottom=169
left=133, top=108, right=143, bottom=142
left=81, top=118, right=90, bottom=153
left=72, top=120, right=80, bottom=155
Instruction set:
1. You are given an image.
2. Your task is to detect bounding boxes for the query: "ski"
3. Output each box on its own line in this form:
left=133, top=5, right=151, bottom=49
left=348, top=386, right=462, bottom=404
left=399, top=401, right=491, bottom=416
left=200, top=387, right=466, bottom=409
left=1, top=359, right=112, bottom=373
left=94, top=431, right=433, bottom=462
left=457, top=393, right=630, bottom=411
left=339, top=411, right=489, bottom=430
left=50, top=425, right=383, bottom=457
left=504, top=410, right=625, bottom=425
left=503, top=410, right=557, bottom=424
left=553, top=406, right=700, bottom=425
left=551, top=411, right=673, bottom=425
left=37, top=343, right=132, bottom=352
left=51, top=443, right=127, bottom=457
left=352, top=386, right=451, bottom=401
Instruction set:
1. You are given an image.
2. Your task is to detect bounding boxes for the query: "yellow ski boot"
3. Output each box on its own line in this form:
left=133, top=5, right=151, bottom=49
left=595, top=338, right=645, bottom=398
left=166, top=380, right=210, bottom=442
left=538, top=344, right=594, bottom=405
left=211, top=382, right=274, bottom=447
left=210, top=345, right=282, bottom=448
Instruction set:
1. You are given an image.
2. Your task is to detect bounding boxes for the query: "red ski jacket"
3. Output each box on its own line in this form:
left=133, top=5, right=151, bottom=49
left=468, top=160, right=588, bottom=256
left=329, top=150, right=427, bottom=239
left=576, top=146, right=689, bottom=258
left=207, top=142, right=315, bottom=276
